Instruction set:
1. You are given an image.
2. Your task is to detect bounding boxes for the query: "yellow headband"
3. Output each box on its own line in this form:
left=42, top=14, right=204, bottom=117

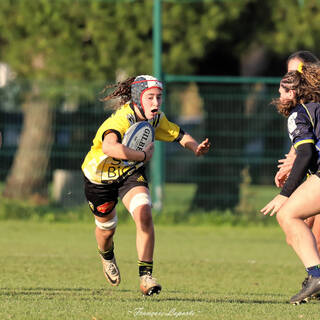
left=297, top=62, right=304, bottom=73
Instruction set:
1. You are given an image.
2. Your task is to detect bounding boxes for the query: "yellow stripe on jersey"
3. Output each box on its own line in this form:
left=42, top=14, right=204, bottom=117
left=294, top=139, right=314, bottom=149
left=82, top=103, right=181, bottom=184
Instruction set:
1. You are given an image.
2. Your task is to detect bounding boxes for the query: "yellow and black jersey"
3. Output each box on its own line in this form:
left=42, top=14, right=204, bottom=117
left=81, top=103, right=183, bottom=184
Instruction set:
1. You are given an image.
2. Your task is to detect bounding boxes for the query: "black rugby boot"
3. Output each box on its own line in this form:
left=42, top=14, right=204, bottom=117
left=290, top=275, right=320, bottom=305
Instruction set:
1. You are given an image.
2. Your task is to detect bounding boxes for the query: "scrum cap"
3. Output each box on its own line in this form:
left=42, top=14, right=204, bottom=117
left=131, top=75, right=162, bottom=118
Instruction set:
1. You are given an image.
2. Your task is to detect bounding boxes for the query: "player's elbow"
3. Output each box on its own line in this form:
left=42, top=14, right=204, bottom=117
left=102, top=140, right=118, bottom=157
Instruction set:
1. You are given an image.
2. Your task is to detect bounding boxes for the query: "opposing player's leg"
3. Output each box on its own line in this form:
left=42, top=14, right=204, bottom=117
left=276, top=175, right=320, bottom=304
left=122, top=184, right=161, bottom=296
left=311, top=215, right=320, bottom=255
left=310, top=214, right=320, bottom=301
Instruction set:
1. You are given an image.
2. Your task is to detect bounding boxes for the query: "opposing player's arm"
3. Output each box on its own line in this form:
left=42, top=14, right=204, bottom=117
left=179, top=133, right=210, bottom=157
left=274, top=146, right=297, bottom=187
left=102, top=131, right=152, bottom=162
left=280, top=142, right=315, bottom=197
left=261, top=143, right=313, bottom=217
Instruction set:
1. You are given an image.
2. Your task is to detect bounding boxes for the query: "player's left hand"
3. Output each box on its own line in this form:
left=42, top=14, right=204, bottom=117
left=260, top=194, right=288, bottom=216
left=195, top=138, right=211, bottom=156
left=274, top=170, right=288, bottom=188
left=277, top=154, right=295, bottom=172
left=274, top=153, right=296, bottom=187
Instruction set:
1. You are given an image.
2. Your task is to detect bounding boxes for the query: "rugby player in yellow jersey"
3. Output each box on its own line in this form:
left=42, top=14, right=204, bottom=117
left=82, top=75, right=210, bottom=295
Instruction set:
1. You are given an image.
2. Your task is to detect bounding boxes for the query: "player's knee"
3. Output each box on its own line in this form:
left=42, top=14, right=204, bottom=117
left=276, top=209, right=289, bottom=229
left=276, top=211, right=284, bottom=226
left=95, top=215, right=118, bottom=231
left=136, top=209, right=153, bottom=231
left=276, top=211, right=295, bottom=246
left=129, top=193, right=152, bottom=217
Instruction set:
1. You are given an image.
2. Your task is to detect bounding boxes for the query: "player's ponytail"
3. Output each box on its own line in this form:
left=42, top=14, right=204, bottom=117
left=100, top=77, right=135, bottom=108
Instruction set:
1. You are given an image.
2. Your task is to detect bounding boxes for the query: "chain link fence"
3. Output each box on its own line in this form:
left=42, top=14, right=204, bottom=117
left=0, top=77, right=286, bottom=209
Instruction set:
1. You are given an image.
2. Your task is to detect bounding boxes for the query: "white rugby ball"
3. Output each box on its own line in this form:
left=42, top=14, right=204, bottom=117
left=122, top=122, right=154, bottom=151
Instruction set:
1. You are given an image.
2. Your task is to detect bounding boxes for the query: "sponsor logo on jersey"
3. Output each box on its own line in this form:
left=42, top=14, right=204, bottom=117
left=137, top=175, right=146, bottom=183
left=127, top=114, right=135, bottom=125
left=288, top=112, right=298, bottom=134
left=97, top=202, right=114, bottom=214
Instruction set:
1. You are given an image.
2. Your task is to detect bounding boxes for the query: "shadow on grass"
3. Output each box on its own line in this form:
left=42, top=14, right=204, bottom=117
left=0, top=287, right=289, bottom=304
left=159, top=290, right=288, bottom=304
left=0, top=287, right=128, bottom=296
left=161, top=297, right=287, bottom=305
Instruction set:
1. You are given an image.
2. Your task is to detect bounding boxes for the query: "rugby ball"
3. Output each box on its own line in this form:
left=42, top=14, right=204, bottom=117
left=122, top=122, right=154, bottom=151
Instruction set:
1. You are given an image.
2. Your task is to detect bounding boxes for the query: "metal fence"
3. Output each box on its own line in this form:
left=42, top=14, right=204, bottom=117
left=0, top=76, right=286, bottom=209
left=164, top=75, right=285, bottom=209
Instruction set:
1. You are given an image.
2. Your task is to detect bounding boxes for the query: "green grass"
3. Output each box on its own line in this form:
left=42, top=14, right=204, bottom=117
left=0, top=183, right=280, bottom=225
left=163, top=183, right=278, bottom=213
left=1, top=221, right=320, bottom=320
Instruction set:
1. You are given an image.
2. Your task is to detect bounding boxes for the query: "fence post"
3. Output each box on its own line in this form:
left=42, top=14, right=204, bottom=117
left=151, top=0, right=164, bottom=211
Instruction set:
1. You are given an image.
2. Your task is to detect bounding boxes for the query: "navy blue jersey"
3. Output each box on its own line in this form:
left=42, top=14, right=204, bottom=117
left=287, top=102, right=320, bottom=173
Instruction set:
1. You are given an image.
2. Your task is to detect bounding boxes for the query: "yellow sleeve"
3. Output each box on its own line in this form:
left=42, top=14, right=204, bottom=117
left=96, top=107, right=131, bottom=143
left=155, top=112, right=181, bottom=142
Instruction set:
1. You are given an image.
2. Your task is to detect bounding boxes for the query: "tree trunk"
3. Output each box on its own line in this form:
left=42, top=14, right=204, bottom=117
left=3, top=84, right=53, bottom=203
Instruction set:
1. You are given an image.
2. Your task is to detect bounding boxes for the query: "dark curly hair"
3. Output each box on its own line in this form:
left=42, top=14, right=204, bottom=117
left=287, top=50, right=319, bottom=67
left=100, top=77, right=135, bottom=109
left=273, top=63, right=320, bottom=117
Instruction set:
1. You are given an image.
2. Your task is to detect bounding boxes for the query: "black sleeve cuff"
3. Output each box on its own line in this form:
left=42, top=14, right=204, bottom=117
left=174, top=128, right=185, bottom=143
left=102, top=129, right=122, bottom=142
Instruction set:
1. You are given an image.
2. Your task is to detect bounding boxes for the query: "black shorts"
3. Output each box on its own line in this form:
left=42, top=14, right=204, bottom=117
left=84, top=168, right=149, bottom=217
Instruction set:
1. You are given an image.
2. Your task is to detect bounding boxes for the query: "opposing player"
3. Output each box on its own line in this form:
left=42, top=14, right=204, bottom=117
left=275, top=51, right=319, bottom=188
left=81, top=75, right=210, bottom=295
left=274, top=51, right=320, bottom=254
left=261, top=63, right=320, bottom=304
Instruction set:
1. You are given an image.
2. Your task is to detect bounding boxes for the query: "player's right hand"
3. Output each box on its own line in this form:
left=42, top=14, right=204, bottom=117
left=274, top=153, right=296, bottom=187
left=195, top=138, right=211, bottom=156
left=144, top=142, right=154, bottom=162
left=260, top=194, right=288, bottom=216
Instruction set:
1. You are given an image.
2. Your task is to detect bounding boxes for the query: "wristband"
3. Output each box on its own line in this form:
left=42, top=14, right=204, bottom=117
left=142, top=151, right=146, bottom=161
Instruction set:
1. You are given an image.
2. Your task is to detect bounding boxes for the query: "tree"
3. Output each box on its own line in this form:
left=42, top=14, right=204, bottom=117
left=0, top=0, right=244, bottom=201
left=191, top=0, right=320, bottom=210
left=2, top=0, right=319, bottom=205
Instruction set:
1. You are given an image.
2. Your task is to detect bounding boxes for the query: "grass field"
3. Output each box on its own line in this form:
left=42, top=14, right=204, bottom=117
left=0, top=183, right=280, bottom=225
left=1, top=221, right=320, bottom=320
